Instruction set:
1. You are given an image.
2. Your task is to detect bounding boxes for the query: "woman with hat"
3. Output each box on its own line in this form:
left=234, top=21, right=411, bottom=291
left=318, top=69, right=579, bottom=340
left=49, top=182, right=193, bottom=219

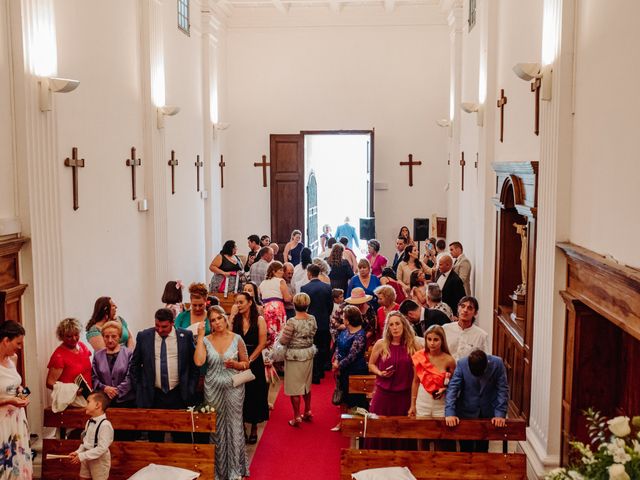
left=332, top=287, right=377, bottom=347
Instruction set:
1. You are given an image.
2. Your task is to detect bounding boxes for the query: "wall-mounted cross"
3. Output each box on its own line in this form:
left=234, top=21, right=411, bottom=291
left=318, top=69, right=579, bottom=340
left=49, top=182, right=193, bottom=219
left=64, top=147, right=85, bottom=211
left=168, top=150, right=179, bottom=195
left=195, top=155, right=203, bottom=192
left=218, top=155, right=226, bottom=188
left=459, top=151, right=466, bottom=191
left=531, top=78, right=541, bottom=136
left=497, top=88, right=508, bottom=143
left=254, top=155, right=270, bottom=188
left=126, top=147, right=141, bottom=201
left=400, top=154, right=422, bottom=187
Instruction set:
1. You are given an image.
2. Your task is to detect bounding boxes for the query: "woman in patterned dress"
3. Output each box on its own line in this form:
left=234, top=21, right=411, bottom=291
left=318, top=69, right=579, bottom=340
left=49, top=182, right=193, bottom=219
left=0, top=321, right=32, bottom=480
left=195, top=306, right=250, bottom=480
left=258, top=261, right=292, bottom=382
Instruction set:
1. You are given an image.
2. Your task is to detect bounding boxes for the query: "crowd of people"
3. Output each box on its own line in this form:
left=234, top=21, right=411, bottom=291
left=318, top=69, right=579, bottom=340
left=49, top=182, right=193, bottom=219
left=0, top=224, right=508, bottom=480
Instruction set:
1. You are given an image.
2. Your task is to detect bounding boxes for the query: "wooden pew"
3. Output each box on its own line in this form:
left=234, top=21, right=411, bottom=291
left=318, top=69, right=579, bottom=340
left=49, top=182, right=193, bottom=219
left=340, top=415, right=527, bottom=480
left=348, top=375, right=376, bottom=399
left=212, top=292, right=237, bottom=314
left=42, top=407, right=216, bottom=480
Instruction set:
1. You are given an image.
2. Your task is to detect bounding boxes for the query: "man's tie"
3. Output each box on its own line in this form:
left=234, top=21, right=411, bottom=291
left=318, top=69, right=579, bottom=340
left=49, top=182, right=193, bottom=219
left=160, top=336, right=169, bottom=393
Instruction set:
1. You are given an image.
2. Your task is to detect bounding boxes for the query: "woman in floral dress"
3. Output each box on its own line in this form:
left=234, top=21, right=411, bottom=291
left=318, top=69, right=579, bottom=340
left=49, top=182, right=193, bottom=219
left=0, top=321, right=32, bottom=480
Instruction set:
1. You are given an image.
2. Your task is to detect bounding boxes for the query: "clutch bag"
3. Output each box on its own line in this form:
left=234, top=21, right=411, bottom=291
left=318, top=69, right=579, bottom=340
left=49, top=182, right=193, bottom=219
left=232, top=369, right=256, bottom=387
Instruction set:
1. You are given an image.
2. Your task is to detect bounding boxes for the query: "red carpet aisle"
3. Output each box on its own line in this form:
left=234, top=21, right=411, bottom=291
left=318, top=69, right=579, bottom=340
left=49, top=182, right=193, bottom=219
left=249, top=377, right=349, bottom=479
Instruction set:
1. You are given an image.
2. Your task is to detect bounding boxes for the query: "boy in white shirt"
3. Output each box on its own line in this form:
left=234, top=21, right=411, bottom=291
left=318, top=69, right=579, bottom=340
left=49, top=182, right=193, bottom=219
left=69, top=391, right=114, bottom=480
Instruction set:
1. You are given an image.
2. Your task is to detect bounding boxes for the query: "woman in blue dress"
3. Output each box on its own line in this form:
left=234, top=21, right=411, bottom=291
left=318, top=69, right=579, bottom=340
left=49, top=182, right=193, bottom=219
left=346, top=258, right=381, bottom=311
left=332, top=305, right=368, bottom=431
left=195, top=306, right=250, bottom=480
left=283, top=229, right=304, bottom=267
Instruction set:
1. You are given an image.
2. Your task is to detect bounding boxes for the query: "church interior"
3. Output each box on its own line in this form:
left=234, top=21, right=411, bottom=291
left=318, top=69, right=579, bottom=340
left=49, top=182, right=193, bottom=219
left=1, top=0, right=639, bottom=478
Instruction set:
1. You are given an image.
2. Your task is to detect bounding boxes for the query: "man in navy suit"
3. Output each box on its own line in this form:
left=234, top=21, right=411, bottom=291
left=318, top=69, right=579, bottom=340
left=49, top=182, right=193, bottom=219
left=131, top=308, right=198, bottom=442
left=301, top=264, right=334, bottom=383
left=445, top=349, right=509, bottom=452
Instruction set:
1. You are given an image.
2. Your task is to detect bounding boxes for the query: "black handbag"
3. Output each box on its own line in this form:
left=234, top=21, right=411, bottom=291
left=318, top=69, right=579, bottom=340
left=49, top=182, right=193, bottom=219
left=332, top=374, right=343, bottom=405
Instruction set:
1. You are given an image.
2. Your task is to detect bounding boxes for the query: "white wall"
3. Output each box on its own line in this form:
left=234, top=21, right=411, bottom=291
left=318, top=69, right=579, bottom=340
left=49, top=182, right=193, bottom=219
left=570, top=0, right=640, bottom=268
left=222, top=7, right=450, bottom=261
left=0, top=0, right=15, bottom=221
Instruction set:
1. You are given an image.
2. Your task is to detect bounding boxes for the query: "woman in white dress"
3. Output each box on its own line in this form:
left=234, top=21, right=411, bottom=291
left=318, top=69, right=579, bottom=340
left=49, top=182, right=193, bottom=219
left=0, top=321, right=32, bottom=480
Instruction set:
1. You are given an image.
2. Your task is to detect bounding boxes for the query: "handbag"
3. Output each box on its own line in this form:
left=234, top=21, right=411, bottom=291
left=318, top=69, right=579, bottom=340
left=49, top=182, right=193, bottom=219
left=231, top=369, right=255, bottom=388
left=331, top=373, right=344, bottom=405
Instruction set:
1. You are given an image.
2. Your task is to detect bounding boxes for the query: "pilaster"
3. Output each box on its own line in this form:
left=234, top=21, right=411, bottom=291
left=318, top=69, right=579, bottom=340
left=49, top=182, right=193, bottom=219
left=526, top=0, right=575, bottom=476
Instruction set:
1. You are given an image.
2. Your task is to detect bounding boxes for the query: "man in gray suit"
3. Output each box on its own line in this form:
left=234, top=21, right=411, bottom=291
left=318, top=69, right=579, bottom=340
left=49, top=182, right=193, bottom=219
left=450, top=241, right=472, bottom=296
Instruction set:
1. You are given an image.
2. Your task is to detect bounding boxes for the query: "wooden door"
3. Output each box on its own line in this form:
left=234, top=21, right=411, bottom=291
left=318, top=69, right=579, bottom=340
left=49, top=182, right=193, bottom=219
left=306, top=171, right=319, bottom=257
left=270, top=134, right=304, bottom=260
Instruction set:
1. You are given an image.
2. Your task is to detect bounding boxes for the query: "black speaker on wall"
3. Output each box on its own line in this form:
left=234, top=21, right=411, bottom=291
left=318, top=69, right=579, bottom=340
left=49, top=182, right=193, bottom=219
left=413, top=218, right=430, bottom=242
left=359, top=218, right=376, bottom=240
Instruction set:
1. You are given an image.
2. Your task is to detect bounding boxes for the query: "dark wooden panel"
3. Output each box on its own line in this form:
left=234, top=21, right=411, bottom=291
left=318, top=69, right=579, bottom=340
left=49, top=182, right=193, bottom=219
left=340, top=449, right=527, bottom=480
left=348, top=375, right=376, bottom=395
left=44, top=407, right=216, bottom=432
left=0, top=256, right=18, bottom=288
left=43, top=439, right=215, bottom=480
left=340, top=415, right=526, bottom=441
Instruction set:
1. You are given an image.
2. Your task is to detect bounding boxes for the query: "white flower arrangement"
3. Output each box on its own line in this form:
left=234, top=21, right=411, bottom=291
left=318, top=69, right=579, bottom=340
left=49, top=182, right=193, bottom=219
left=187, top=404, right=215, bottom=414
left=545, top=409, right=640, bottom=480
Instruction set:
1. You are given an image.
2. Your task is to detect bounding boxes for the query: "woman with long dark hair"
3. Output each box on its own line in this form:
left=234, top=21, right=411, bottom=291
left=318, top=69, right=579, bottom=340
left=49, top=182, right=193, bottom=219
left=86, top=296, right=133, bottom=351
left=232, top=292, right=268, bottom=444
left=327, top=243, right=354, bottom=292
left=292, top=247, right=313, bottom=293
left=396, top=245, right=429, bottom=291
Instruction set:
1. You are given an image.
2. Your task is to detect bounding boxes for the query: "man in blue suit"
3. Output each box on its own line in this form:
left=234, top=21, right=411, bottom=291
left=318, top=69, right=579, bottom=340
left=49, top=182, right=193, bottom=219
left=335, top=217, right=359, bottom=250
left=445, top=349, right=509, bottom=452
left=301, top=264, right=334, bottom=384
left=131, top=308, right=198, bottom=442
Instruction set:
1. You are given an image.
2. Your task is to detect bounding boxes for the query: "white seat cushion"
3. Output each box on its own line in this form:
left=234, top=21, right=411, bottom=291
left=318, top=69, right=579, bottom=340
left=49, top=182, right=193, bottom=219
left=127, top=464, right=200, bottom=480
left=352, top=466, right=417, bottom=480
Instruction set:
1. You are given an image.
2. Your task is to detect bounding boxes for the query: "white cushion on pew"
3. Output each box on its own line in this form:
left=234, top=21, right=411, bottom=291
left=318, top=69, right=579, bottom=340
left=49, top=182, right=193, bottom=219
left=127, top=464, right=200, bottom=480
left=352, top=466, right=417, bottom=480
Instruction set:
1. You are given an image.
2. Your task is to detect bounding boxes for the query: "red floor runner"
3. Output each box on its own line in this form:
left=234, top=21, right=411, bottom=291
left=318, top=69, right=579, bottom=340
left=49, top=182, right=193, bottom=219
left=250, top=375, right=349, bottom=479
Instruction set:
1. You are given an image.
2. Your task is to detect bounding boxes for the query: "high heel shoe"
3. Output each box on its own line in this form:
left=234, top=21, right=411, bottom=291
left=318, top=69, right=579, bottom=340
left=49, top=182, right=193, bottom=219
left=288, top=416, right=302, bottom=427
left=302, top=411, right=313, bottom=422
left=330, top=423, right=341, bottom=432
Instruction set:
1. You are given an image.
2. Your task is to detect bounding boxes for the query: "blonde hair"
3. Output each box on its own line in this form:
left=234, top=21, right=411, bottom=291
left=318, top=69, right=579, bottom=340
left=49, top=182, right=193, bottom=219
left=101, top=320, right=122, bottom=338
left=56, top=318, right=82, bottom=341
left=357, top=258, right=370, bottom=270
left=293, top=293, right=311, bottom=311
left=424, top=324, right=451, bottom=355
left=379, top=312, right=418, bottom=360
left=374, top=285, right=396, bottom=304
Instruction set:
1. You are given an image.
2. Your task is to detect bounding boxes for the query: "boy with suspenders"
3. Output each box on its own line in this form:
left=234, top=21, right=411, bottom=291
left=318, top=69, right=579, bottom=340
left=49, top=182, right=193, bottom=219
left=69, top=391, right=114, bottom=480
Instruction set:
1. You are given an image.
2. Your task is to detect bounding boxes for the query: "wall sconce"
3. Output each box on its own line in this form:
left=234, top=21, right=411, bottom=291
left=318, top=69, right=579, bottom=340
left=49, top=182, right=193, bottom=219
left=157, top=106, right=180, bottom=129
left=436, top=119, right=453, bottom=137
left=512, top=63, right=552, bottom=100
left=39, top=77, right=80, bottom=112
left=212, top=122, right=230, bottom=137
left=460, top=102, right=484, bottom=126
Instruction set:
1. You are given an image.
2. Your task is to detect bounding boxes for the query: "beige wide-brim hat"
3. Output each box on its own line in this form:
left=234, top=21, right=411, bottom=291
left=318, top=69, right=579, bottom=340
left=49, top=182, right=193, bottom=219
left=345, top=287, right=373, bottom=305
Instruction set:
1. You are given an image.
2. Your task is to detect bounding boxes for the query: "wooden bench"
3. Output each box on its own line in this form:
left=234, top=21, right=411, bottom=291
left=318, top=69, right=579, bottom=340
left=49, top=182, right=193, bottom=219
left=211, top=292, right=237, bottom=314
left=348, top=375, right=376, bottom=399
left=340, top=415, right=527, bottom=480
left=42, top=407, right=216, bottom=479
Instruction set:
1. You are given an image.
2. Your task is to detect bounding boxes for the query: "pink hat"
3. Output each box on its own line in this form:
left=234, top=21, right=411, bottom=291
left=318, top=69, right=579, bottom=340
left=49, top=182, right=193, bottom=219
left=345, top=287, right=373, bottom=305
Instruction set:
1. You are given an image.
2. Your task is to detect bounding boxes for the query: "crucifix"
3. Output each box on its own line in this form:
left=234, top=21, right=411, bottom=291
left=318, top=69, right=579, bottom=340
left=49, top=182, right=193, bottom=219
left=168, top=150, right=179, bottom=195
left=218, top=155, right=226, bottom=188
left=64, top=147, right=85, bottom=211
left=125, top=147, right=141, bottom=200
left=459, top=151, right=466, bottom=191
left=531, top=78, right=541, bottom=136
left=400, top=154, right=422, bottom=187
left=253, top=155, right=270, bottom=188
left=496, top=88, right=508, bottom=143
left=194, top=155, right=203, bottom=192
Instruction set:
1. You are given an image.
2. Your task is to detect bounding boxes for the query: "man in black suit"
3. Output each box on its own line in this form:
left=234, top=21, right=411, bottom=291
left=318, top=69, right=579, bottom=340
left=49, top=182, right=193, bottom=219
left=301, top=264, right=334, bottom=384
left=399, top=299, right=449, bottom=338
left=436, top=254, right=466, bottom=315
left=131, top=308, right=198, bottom=442
left=391, top=236, right=407, bottom=273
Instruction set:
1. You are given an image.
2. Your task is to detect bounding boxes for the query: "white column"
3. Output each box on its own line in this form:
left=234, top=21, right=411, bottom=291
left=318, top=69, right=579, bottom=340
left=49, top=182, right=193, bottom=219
left=446, top=0, right=463, bottom=241
left=525, top=0, right=575, bottom=476
left=9, top=0, right=64, bottom=430
left=139, top=0, right=170, bottom=305
left=201, top=4, right=224, bottom=267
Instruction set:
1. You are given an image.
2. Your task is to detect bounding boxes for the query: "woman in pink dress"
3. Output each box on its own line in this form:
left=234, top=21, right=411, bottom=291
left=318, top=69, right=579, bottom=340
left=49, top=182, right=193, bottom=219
left=259, top=261, right=292, bottom=382
left=366, top=239, right=388, bottom=277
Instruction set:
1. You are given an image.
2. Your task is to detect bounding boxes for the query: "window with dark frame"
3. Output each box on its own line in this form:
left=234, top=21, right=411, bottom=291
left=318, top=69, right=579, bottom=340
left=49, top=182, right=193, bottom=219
left=178, top=0, right=190, bottom=36
left=468, top=0, right=476, bottom=32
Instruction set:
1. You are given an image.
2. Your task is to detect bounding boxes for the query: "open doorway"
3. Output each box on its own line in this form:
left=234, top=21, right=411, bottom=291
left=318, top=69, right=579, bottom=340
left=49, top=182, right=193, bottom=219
left=303, top=132, right=373, bottom=257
